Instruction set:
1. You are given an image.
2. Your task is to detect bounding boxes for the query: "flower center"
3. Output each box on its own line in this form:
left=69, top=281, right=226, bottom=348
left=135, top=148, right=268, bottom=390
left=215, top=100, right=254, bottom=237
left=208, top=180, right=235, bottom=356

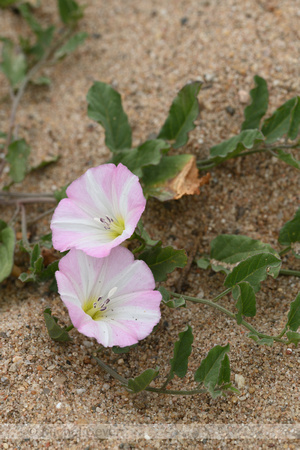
left=83, top=287, right=117, bottom=321
left=94, top=215, right=125, bottom=239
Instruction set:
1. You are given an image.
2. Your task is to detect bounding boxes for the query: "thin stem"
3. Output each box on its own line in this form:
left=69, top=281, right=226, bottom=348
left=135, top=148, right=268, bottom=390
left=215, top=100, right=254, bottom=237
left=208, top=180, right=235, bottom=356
left=145, top=387, right=206, bottom=395
left=212, top=287, right=232, bottom=302
left=0, top=192, right=54, bottom=198
left=197, top=148, right=267, bottom=170
left=159, top=372, right=173, bottom=390
left=276, top=325, right=287, bottom=339
left=0, top=27, right=75, bottom=178
left=92, top=355, right=207, bottom=396
left=92, top=356, right=128, bottom=385
left=132, top=243, right=146, bottom=254
left=28, top=207, right=55, bottom=225
left=20, top=204, right=29, bottom=248
left=279, top=246, right=291, bottom=257
left=171, top=292, right=288, bottom=344
left=0, top=197, right=56, bottom=205
left=65, top=324, right=74, bottom=332
left=279, top=269, right=300, bottom=278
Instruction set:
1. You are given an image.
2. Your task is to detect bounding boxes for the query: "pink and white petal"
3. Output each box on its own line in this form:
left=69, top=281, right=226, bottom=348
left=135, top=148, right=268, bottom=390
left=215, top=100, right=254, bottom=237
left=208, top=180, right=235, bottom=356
left=107, top=290, right=162, bottom=311
left=112, top=164, right=146, bottom=222
left=100, top=252, right=156, bottom=298
left=57, top=249, right=106, bottom=302
left=78, top=319, right=114, bottom=347
left=66, top=164, right=115, bottom=214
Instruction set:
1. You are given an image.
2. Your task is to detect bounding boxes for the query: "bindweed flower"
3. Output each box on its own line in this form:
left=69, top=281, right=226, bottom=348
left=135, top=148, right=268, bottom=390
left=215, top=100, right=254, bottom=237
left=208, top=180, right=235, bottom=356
left=51, top=163, right=146, bottom=257
left=55, top=246, right=161, bottom=347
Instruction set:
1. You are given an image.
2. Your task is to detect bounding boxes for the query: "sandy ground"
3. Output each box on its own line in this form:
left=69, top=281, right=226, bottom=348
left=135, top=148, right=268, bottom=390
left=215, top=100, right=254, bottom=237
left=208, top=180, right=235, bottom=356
left=0, top=0, right=300, bottom=448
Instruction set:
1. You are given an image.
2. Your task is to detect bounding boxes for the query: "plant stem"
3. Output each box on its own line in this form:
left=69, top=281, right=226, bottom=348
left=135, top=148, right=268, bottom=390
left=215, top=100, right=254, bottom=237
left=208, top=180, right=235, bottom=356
left=92, top=355, right=207, bottom=396
left=145, top=386, right=206, bottom=395
left=0, top=27, right=75, bottom=178
left=92, top=355, right=128, bottom=385
left=279, top=269, right=300, bottom=278
left=197, top=148, right=267, bottom=170
left=0, top=197, right=56, bottom=205
left=279, top=246, right=291, bottom=257
left=20, top=204, right=29, bottom=248
left=0, top=192, right=54, bottom=198
left=65, top=325, right=74, bottom=332
left=212, top=287, right=232, bottom=302
left=170, top=291, right=288, bottom=344
left=28, top=207, right=55, bottom=225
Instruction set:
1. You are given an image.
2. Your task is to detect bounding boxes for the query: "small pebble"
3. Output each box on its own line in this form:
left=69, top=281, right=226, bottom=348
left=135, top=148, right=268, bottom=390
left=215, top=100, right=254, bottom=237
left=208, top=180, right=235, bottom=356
left=235, top=374, right=246, bottom=389
left=56, top=402, right=62, bottom=409
left=76, top=388, right=86, bottom=394
left=226, top=106, right=235, bottom=116
left=204, top=73, right=216, bottom=82
left=238, top=90, right=249, bottom=104
left=102, top=383, right=110, bottom=391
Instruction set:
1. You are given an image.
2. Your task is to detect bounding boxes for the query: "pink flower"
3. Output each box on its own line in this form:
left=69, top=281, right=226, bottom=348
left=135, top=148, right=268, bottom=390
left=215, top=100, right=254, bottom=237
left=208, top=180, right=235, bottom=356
left=55, top=246, right=161, bottom=347
left=51, top=163, right=146, bottom=257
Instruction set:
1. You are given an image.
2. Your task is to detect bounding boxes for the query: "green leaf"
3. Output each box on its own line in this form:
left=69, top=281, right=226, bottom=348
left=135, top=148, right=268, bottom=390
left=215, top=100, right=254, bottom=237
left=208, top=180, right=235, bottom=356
left=54, top=32, right=88, bottom=59
left=0, top=38, right=27, bottom=88
left=142, top=154, right=196, bottom=201
left=224, top=253, right=282, bottom=291
left=110, top=139, right=170, bottom=177
left=247, top=333, right=274, bottom=346
left=169, top=325, right=194, bottom=379
left=241, top=75, right=269, bottom=131
left=127, top=367, right=159, bottom=393
left=196, top=257, right=211, bottom=270
left=194, top=344, right=230, bottom=389
left=0, top=131, right=7, bottom=138
left=30, top=243, right=41, bottom=267
left=58, top=0, right=84, bottom=25
left=112, top=344, right=137, bottom=354
left=31, top=76, right=51, bottom=86
left=134, top=221, right=160, bottom=248
left=43, top=308, right=72, bottom=342
left=18, top=3, right=42, bottom=34
left=286, top=292, right=300, bottom=332
left=209, top=129, right=264, bottom=165
left=139, top=245, right=187, bottom=282
left=0, top=220, right=15, bottom=283
left=39, top=232, right=53, bottom=249
left=157, top=81, right=202, bottom=149
left=288, top=98, right=300, bottom=140
left=0, top=0, right=18, bottom=7
left=39, top=260, right=59, bottom=282
left=286, top=330, right=300, bottom=347
left=30, top=155, right=59, bottom=171
left=54, top=183, right=70, bottom=202
left=159, top=286, right=186, bottom=308
left=278, top=208, right=300, bottom=246
left=233, top=282, right=256, bottom=324
left=262, top=97, right=299, bottom=144
left=30, top=26, right=55, bottom=61
left=210, top=234, right=279, bottom=275
left=87, top=81, right=132, bottom=152
left=217, top=354, right=230, bottom=385
left=164, top=296, right=186, bottom=309
left=272, top=149, right=300, bottom=170
left=5, top=139, right=31, bottom=183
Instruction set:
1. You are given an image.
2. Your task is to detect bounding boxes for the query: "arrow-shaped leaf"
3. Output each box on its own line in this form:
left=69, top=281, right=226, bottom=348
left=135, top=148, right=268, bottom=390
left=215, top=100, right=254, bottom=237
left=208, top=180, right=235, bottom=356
left=158, top=82, right=202, bottom=149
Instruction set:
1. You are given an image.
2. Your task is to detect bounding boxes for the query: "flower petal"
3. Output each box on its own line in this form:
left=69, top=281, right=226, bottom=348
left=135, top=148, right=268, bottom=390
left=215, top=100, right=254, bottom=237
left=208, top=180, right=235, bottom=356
left=56, top=247, right=161, bottom=347
left=51, top=163, right=146, bottom=257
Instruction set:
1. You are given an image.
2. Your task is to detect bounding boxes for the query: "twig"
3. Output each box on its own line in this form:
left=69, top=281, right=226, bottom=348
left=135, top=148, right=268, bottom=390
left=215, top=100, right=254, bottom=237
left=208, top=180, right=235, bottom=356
left=28, top=207, right=55, bottom=225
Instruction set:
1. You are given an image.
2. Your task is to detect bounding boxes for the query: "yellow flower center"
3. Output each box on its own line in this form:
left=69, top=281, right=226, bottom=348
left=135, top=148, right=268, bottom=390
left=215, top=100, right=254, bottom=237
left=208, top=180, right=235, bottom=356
left=94, top=215, right=125, bottom=239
